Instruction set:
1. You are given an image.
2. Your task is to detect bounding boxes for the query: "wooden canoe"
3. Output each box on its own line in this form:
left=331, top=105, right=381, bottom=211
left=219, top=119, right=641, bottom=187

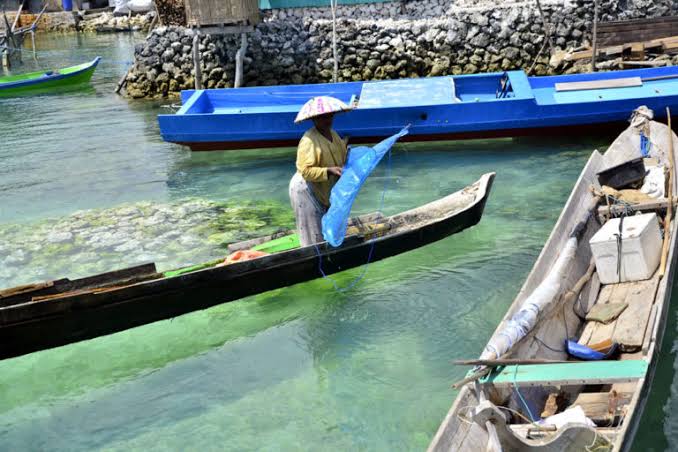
left=0, top=172, right=494, bottom=361
left=0, top=57, right=100, bottom=97
left=428, top=117, right=678, bottom=451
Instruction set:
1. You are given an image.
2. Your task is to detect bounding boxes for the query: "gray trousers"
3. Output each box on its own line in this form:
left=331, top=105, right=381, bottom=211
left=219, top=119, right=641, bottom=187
left=289, top=172, right=327, bottom=246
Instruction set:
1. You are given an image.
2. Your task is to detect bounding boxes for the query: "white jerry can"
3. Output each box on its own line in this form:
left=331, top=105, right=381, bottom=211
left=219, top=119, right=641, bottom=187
left=589, top=212, right=663, bottom=284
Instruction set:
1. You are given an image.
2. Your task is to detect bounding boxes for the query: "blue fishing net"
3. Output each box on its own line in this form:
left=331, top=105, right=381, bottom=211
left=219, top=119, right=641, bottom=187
left=321, top=127, right=409, bottom=247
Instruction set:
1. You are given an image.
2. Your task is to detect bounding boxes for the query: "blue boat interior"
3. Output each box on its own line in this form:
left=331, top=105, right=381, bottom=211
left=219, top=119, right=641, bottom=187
left=527, top=65, right=678, bottom=105
left=177, top=72, right=523, bottom=116
left=175, top=65, right=678, bottom=116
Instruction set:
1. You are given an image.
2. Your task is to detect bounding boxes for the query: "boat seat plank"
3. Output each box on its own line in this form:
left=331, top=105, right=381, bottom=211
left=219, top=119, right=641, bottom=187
left=509, top=424, right=618, bottom=442
left=569, top=391, right=632, bottom=425
left=579, top=275, right=659, bottom=352
left=589, top=284, right=628, bottom=345
left=612, top=275, right=660, bottom=352
left=554, top=77, right=642, bottom=92
left=578, top=284, right=613, bottom=345
left=479, top=360, right=648, bottom=387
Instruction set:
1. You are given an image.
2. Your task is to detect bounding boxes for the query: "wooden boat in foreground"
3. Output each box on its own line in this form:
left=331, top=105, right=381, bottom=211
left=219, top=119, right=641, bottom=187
left=428, top=115, right=678, bottom=451
left=0, top=172, right=494, bottom=361
left=158, top=66, right=678, bottom=151
left=0, top=57, right=101, bottom=97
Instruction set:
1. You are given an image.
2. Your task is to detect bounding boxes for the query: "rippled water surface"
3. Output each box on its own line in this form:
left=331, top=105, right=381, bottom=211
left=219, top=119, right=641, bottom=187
left=0, top=33, right=676, bottom=451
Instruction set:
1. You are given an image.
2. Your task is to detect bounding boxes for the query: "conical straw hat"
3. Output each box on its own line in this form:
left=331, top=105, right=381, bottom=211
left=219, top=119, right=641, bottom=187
left=294, top=96, right=353, bottom=124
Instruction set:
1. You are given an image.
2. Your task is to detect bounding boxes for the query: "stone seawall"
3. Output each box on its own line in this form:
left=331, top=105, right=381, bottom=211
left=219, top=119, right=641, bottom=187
left=124, top=0, right=678, bottom=98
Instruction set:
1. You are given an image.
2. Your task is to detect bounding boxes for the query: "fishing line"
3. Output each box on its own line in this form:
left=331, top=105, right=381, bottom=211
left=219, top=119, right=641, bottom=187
left=314, top=144, right=393, bottom=292
left=513, top=365, right=538, bottom=422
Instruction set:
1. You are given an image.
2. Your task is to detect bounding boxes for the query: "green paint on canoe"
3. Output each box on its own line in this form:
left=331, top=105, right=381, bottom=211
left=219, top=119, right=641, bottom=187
left=162, top=234, right=300, bottom=278
left=163, top=259, right=224, bottom=278
left=252, top=234, right=300, bottom=253
left=477, top=360, right=648, bottom=387
left=0, top=57, right=100, bottom=96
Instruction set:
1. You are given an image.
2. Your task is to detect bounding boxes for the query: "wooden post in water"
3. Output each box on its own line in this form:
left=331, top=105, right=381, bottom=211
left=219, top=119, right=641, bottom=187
left=330, top=0, right=338, bottom=83
left=591, top=0, right=599, bottom=72
left=234, top=32, right=247, bottom=88
left=192, top=31, right=203, bottom=90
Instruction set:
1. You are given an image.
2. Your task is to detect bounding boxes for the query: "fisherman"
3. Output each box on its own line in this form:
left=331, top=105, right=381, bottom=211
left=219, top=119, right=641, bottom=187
left=289, top=96, right=352, bottom=246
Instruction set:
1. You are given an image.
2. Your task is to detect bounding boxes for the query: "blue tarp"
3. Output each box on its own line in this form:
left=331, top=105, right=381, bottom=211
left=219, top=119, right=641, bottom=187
left=321, top=127, right=409, bottom=247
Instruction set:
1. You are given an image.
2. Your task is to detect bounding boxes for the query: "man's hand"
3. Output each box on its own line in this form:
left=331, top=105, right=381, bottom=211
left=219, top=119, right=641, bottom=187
left=328, top=166, right=343, bottom=177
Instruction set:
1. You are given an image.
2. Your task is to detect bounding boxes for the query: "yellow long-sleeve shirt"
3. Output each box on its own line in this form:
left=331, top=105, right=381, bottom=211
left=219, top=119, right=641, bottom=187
left=295, top=127, right=347, bottom=207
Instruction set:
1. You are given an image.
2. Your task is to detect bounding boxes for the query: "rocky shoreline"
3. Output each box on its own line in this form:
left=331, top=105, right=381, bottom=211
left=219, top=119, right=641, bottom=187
left=124, top=0, right=678, bottom=98
left=2, top=10, right=155, bottom=33
left=78, top=11, right=156, bottom=33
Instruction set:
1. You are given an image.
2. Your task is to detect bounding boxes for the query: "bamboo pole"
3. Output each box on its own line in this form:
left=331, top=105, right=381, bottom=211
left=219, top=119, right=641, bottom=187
left=11, top=2, right=23, bottom=32
left=451, top=368, right=491, bottom=389
left=453, top=358, right=570, bottom=366
left=659, top=107, right=675, bottom=278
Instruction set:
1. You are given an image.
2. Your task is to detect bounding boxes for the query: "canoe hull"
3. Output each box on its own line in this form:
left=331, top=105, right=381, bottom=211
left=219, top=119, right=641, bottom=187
left=159, top=66, right=678, bottom=151
left=427, top=120, right=678, bottom=451
left=0, top=173, right=494, bottom=360
left=0, top=57, right=100, bottom=97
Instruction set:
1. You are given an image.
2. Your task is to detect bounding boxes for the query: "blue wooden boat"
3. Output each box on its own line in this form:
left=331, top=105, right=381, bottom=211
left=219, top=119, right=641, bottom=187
left=158, top=65, right=678, bottom=151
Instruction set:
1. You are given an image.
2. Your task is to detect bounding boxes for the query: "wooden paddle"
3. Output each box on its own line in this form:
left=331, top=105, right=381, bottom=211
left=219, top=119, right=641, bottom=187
left=659, top=107, right=675, bottom=278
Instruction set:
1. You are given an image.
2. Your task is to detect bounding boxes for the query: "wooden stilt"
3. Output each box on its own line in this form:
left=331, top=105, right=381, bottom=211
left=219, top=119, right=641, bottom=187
left=192, top=32, right=202, bottom=90
left=330, top=0, right=338, bottom=82
left=234, top=31, right=247, bottom=88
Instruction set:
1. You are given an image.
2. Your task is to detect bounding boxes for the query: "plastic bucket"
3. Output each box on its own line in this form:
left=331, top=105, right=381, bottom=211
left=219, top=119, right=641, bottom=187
left=62, top=0, right=73, bottom=11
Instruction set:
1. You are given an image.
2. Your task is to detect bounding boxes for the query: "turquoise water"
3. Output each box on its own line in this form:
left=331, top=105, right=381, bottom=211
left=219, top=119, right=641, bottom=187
left=0, top=33, right=675, bottom=450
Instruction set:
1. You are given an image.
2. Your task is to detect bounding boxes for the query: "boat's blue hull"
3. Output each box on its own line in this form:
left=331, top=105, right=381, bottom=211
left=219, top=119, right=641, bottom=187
left=158, top=65, right=678, bottom=151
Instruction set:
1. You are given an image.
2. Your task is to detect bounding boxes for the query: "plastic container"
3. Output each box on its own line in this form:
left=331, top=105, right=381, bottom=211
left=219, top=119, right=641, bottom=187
left=589, top=213, right=662, bottom=284
left=62, top=0, right=73, bottom=11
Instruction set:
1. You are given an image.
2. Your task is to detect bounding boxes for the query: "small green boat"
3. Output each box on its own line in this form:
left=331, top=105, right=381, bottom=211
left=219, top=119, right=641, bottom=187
left=0, top=56, right=101, bottom=96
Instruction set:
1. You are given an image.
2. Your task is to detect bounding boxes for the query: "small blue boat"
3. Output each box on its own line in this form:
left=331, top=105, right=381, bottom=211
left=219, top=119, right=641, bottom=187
left=158, top=65, right=678, bottom=151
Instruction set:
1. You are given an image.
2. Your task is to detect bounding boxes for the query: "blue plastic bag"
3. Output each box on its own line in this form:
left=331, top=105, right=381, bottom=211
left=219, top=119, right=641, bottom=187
left=321, top=127, right=409, bottom=247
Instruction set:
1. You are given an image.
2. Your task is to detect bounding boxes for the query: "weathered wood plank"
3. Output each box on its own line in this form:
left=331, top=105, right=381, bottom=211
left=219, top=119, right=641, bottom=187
left=630, top=42, right=645, bottom=60
left=621, top=60, right=668, bottom=68
left=598, top=197, right=676, bottom=217
left=613, top=276, right=660, bottom=351
left=555, top=77, right=642, bottom=92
